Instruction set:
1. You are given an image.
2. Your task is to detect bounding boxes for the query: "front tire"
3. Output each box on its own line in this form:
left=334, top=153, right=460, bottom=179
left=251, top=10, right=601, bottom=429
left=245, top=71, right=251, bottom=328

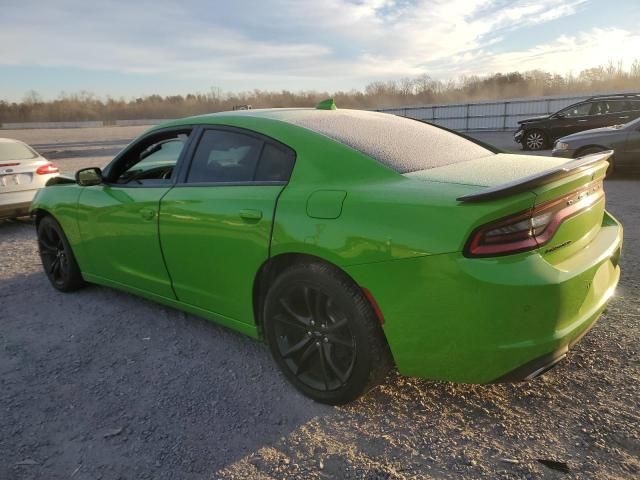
left=37, top=215, right=85, bottom=292
left=263, top=262, right=392, bottom=404
left=523, top=130, right=547, bottom=151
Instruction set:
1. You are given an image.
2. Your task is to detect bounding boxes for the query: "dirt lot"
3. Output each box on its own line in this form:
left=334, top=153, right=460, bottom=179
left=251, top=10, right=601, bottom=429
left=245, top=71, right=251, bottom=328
left=0, top=127, right=638, bottom=479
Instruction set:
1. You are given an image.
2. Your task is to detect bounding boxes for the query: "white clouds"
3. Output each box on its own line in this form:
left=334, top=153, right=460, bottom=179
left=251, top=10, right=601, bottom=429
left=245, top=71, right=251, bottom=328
left=441, top=28, right=640, bottom=77
left=0, top=0, right=635, bottom=93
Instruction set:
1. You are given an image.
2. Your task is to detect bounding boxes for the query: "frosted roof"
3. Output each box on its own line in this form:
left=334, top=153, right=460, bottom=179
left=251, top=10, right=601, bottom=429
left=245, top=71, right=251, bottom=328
left=265, top=109, right=494, bottom=173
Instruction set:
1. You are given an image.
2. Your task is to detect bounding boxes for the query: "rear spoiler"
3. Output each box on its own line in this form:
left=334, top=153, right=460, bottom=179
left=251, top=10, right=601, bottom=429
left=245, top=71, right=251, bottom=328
left=456, top=150, right=613, bottom=203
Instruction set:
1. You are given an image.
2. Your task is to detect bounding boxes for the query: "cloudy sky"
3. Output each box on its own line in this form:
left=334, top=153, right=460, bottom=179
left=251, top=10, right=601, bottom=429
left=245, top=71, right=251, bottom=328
left=1, top=0, right=639, bottom=101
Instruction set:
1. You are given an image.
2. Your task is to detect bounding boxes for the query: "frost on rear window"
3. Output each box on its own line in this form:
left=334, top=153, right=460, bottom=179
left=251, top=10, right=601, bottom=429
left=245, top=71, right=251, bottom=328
left=0, top=142, right=38, bottom=161
left=280, top=110, right=493, bottom=173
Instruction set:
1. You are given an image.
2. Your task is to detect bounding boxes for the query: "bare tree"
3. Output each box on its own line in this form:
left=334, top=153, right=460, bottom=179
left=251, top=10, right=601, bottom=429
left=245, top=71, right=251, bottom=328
left=2, top=61, right=639, bottom=123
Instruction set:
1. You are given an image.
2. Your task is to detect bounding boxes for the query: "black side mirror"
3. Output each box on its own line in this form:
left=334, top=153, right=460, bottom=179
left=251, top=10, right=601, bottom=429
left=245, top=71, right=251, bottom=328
left=76, top=167, right=103, bottom=186
left=554, top=112, right=565, bottom=119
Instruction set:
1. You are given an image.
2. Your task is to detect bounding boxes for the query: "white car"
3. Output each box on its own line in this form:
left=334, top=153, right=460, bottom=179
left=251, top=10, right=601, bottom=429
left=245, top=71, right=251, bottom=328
left=0, top=138, right=59, bottom=220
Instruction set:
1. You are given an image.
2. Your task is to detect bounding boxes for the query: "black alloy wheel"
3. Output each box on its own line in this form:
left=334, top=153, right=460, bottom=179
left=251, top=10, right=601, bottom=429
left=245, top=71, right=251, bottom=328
left=37, top=215, right=85, bottom=292
left=264, top=262, right=392, bottom=404
left=524, top=130, right=546, bottom=150
left=273, top=285, right=356, bottom=392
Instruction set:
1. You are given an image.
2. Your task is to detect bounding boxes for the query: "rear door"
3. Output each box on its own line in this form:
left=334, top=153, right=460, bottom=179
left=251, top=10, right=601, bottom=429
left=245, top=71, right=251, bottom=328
left=77, top=128, right=193, bottom=297
left=591, top=100, right=630, bottom=128
left=159, top=126, right=295, bottom=325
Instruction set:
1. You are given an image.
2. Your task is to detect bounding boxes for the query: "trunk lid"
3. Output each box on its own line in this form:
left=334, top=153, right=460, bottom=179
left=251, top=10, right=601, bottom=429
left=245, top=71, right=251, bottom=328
left=405, top=152, right=611, bottom=260
left=405, top=153, right=571, bottom=188
left=0, top=158, right=47, bottom=192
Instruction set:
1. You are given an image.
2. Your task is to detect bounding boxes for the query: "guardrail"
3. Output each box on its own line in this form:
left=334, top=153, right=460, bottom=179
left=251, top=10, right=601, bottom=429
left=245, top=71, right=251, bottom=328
left=374, top=91, right=636, bottom=131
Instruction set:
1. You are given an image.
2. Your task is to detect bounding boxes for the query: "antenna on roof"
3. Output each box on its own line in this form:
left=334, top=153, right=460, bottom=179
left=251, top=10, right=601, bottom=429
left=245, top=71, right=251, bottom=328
left=316, top=98, right=337, bottom=110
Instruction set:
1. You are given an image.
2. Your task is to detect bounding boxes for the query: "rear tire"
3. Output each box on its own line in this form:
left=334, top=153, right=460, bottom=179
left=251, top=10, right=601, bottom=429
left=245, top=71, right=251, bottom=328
left=263, top=262, right=392, bottom=405
left=37, top=215, right=85, bottom=292
left=523, top=130, right=547, bottom=151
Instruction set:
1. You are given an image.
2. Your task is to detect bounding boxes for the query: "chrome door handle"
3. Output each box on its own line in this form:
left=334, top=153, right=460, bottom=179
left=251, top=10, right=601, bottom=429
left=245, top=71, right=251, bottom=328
left=239, top=209, right=262, bottom=221
left=577, top=119, right=588, bottom=122
left=140, top=208, right=156, bottom=220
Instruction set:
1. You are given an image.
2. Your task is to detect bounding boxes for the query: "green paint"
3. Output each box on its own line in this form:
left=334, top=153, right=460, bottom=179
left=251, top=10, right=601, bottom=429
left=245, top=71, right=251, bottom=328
left=316, top=98, right=337, bottom=110
left=31, top=109, right=623, bottom=383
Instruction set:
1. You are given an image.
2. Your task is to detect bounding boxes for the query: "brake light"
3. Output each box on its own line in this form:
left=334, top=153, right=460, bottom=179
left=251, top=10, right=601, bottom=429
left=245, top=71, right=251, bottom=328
left=35, top=163, right=59, bottom=175
left=465, top=180, right=604, bottom=257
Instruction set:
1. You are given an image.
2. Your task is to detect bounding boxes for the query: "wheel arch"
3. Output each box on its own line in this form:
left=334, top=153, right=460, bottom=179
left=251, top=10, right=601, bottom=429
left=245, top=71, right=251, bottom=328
left=252, top=252, right=385, bottom=338
left=32, top=207, right=54, bottom=227
left=573, top=144, right=609, bottom=158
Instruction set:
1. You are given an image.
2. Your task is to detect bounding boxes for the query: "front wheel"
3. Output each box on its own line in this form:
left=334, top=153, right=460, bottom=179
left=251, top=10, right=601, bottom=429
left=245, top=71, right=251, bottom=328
left=263, top=262, right=392, bottom=404
left=523, top=130, right=547, bottom=151
left=37, top=215, right=85, bottom=292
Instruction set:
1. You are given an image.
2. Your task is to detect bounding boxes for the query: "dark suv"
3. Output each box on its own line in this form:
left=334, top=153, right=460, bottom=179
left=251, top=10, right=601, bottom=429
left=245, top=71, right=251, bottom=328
left=514, top=93, right=640, bottom=150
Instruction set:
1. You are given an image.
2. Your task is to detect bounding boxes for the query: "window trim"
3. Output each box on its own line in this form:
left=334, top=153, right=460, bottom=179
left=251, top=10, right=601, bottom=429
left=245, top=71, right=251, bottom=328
left=176, top=124, right=297, bottom=187
left=101, top=126, right=198, bottom=189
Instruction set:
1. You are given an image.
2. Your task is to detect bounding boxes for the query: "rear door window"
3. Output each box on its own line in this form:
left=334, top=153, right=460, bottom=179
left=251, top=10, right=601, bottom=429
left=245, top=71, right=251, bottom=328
left=592, top=100, right=630, bottom=115
left=254, top=143, right=295, bottom=182
left=629, top=100, right=640, bottom=111
left=187, top=130, right=263, bottom=183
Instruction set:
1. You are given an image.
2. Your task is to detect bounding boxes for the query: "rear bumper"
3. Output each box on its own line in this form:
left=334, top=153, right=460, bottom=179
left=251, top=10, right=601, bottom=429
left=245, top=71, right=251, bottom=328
left=0, top=190, right=37, bottom=219
left=345, top=212, right=623, bottom=383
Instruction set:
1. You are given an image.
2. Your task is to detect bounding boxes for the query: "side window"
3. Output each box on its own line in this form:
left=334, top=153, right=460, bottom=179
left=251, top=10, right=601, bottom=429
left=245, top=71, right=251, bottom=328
left=255, top=143, right=295, bottom=182
left=111, top=131, right=190, bottom=185
left=187, top=130, right=262, bottom=183
left=592, top=100, right=630, bottom=115
left=608, top=101, right=630, bottom=113
left=560, top=103, right=591, bottom=118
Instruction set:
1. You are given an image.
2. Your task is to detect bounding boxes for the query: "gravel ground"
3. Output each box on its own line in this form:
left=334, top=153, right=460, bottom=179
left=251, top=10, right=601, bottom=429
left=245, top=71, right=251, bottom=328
left=0, top=127, right=638, bottom=479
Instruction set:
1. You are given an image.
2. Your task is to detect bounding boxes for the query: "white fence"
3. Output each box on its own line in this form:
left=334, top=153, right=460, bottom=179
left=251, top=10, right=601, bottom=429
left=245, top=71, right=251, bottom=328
left=0, top=119, right=168, bottom=129
left=374, top=92, right=634, bottom=131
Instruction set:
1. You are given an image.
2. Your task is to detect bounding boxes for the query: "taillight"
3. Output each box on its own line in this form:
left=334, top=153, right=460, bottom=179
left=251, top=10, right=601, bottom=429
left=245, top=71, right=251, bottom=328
left=35, top=163, right=59, bottom=175
left=465, top=180, right=604, bottom=257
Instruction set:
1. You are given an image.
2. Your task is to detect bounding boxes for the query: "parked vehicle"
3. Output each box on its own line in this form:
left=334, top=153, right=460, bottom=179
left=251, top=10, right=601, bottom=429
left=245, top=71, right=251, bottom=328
left=0, top=138, right=59, bottom=220
left=552, top=116, right=640, bottom=174
left=32, top=103, right=622, bottom=404
left=514, top=93, right=640, bottom=151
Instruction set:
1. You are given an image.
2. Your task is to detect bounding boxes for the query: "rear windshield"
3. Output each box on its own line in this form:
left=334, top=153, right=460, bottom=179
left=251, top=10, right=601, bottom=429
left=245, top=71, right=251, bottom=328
left=281, top=110, right=493, bottom=173
left=0, top=141, right=38, bottom=161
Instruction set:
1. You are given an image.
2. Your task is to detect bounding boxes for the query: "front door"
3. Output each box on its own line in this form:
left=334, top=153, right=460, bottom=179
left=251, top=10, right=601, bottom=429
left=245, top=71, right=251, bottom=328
left=549, top=102, right=594, bottom=139
left=159, top=127, right=295, bottom=324
left=77, top=128, right=193, bottom=298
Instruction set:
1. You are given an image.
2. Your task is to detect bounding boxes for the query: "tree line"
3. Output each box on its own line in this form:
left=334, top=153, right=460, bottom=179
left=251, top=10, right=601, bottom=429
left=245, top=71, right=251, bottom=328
left=2, top=61, right=639, bottom=123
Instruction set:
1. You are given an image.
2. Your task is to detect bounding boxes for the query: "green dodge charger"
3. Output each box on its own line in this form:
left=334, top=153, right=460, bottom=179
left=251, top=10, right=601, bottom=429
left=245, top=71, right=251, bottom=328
left=31, top=102, right=622, bottom=404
